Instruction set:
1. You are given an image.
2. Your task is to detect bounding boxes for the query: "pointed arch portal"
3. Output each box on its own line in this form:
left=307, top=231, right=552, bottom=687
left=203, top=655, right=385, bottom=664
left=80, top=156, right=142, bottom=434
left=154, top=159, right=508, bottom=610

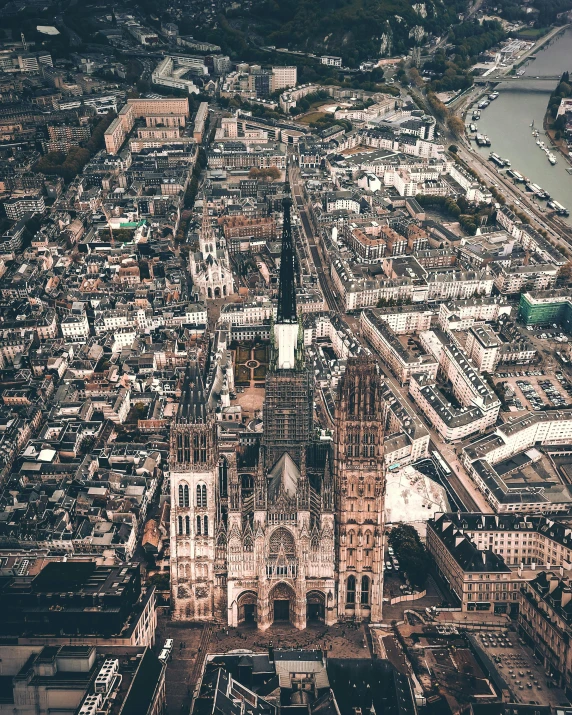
left=306, top=590, right=326, bottom=623
left=269, top=582, right=296, bottom=623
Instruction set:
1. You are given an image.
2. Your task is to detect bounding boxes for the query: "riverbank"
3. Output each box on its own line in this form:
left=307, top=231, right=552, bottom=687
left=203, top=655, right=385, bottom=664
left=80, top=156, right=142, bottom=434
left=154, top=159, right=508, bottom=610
left=512, top=23, right=569, bottom=72
left=542, top=78, right=572, bottom=167
left=543, top=118, right=571, bottom=165
left=465, top=25, right=572, bottom=226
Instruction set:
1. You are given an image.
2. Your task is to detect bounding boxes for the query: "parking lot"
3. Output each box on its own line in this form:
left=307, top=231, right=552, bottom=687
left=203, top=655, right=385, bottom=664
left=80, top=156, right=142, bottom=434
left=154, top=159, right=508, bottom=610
left=475, top=630, right=569, bottom=708
left=494, top=370, right=571, bottom=411
left=524, top=324, right=570, bottom=346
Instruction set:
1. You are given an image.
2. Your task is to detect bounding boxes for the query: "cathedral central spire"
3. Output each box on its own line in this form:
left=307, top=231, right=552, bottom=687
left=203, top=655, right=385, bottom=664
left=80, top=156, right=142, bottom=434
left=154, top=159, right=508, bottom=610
left=276, top=187, right=297, bottom=324
left=274, top=166, right=299, bottom=370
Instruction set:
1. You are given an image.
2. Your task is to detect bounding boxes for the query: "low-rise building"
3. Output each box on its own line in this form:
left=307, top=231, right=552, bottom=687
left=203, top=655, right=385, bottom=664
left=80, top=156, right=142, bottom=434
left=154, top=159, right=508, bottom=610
left=0, top=644, right=165, bottom=715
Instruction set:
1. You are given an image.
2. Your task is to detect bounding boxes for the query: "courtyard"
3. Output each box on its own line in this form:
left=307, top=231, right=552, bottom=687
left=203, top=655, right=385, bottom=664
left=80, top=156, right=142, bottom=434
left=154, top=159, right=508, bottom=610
left=233, top=342, right=270, bottom=387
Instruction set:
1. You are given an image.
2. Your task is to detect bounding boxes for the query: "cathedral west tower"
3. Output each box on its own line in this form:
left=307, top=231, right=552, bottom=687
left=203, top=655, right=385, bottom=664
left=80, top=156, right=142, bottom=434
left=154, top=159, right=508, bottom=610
left=170, top=363, right=224, bottom=620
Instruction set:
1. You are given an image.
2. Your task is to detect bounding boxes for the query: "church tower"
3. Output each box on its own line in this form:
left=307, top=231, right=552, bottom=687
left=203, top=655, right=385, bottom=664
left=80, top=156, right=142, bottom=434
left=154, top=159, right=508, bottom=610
left=334, top=356, right=386, bottom=622
left=170, top=363, right=221, bottom=620
left=190, top=195, right=234, bottom=300
left=262, top=184, right=313, bottom=469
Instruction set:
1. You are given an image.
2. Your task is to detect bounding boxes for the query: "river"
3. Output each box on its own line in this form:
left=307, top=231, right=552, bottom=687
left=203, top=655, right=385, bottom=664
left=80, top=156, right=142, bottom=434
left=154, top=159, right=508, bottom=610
left=472, top=26, right=572, bottom=223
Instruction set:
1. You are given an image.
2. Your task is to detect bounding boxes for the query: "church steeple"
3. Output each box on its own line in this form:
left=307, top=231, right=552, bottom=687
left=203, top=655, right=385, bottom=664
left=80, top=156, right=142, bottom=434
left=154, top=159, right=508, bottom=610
left=273, top=167, right=300, bottom=370
left=199, top=195, right=215, bottom=257
left=276, top=183, right=297, bottom=324
left=177, top=362, right=208, bottom=424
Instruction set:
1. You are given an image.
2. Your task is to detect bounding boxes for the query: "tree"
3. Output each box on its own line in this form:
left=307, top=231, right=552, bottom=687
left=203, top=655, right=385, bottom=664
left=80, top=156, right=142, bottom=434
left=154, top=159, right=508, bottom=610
left=249, top=166, right=281, bottom=181
left=426, top=91, right=448, bottom=121
left=447, top=115, right=465, bottom=138
left=559, top=261, right=572, bottom=281
left=409, top=67, right=424, bottom=88
left=388, top=524, right=430, bottom=589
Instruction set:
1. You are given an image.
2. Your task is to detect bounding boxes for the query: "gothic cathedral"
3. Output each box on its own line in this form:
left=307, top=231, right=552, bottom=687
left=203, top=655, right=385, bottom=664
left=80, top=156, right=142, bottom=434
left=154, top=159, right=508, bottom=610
left=170, top=183, right=386, bottom=628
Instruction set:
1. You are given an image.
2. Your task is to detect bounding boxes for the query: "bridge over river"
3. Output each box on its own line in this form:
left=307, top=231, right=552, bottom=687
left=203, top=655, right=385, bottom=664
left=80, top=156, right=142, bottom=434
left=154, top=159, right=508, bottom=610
left=474, top=74, right=562, bottom=84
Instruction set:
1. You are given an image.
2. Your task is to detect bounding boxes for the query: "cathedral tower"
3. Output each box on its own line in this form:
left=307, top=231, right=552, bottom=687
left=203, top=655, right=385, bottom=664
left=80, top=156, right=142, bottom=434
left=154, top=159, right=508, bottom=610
left=334, top=356, right=386, bottom=622
left=170, top=363, right=221, bottom=620
left=262, top=185, right=313, bottom=469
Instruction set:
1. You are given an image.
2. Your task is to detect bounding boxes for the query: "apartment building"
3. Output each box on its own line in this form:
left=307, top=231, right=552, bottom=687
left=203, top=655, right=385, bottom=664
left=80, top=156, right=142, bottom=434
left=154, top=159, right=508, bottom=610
left=193, top=102, right=208, bottom=142
left=361, top=309, right=438, bottom=385
left=420, top=330, right=500, bottom=420
left=410, top=372, right=495, bottom=442
left=434, top=512, right=572, bottom=570
left=461, top=410, right=572, bottom=513
left=381, top=380, right=430, bottom=465
left=271, top=66, right=297, bottom=91
left=46, top=123, right=91, bottom=152
left=369, top=305, right=434, bottom=334
left=104, top=117, right=127, bottom=154
left=152, top=56, right=199, bottom=95
left=465, top=325, right=501, bottom=373
left=519, top=572, right=572, bottom=695
left=321, top=55, right=342, bottom=66
left=60, top=312, right=90, bottom=343
left=493, top=264, right=558, bottom=295
left=220, top=299, right=274, bottom=326
left=347, top=226, right=386, bottom=262
left=3, top=193, right=45, bottom=220
left=427, top=513, right=515, bottom=615
left=438, top=297, right=512, bottom=332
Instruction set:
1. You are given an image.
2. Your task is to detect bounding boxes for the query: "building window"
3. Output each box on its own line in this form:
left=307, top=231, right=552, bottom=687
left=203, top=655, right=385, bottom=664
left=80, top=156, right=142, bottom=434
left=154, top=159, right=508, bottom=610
left=185, top=516, right=190, bottom=535
left=361, top=575, right=370, bottom=605
left=179, top=483, right=189, bottom=507
left=219, top=459, right=228, bottom=498
left=204, top=516, right=209, bottom=536
left=196, top=516, right=202, bottom=536
left=178, top=516, right=183, bottom=535
left=197, top=483, right=207, bottom=508
left=347, top=575, right=356, bottom=604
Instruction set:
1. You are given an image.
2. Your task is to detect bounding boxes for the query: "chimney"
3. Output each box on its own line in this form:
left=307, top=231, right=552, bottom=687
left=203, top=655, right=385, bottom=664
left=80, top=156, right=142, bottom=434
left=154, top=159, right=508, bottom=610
left=562, top=586, right=572, bottom=608
left=549, top=575, right=559, bottom=594
left=268, top=641, right=274, bottom=663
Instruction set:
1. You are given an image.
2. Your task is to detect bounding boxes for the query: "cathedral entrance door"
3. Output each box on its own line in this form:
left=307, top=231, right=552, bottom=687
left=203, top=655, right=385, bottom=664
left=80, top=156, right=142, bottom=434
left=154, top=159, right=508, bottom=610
left=237, top=591, right=258, bottom=624
left=306, top=591, right=326, bottom=623
left=274, top=600, right=290, bottom=622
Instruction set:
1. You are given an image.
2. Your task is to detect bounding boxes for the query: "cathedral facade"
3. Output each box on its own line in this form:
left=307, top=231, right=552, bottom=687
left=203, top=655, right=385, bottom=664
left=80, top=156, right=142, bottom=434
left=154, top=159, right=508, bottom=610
left=170, top=187, right=386, bottom=629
